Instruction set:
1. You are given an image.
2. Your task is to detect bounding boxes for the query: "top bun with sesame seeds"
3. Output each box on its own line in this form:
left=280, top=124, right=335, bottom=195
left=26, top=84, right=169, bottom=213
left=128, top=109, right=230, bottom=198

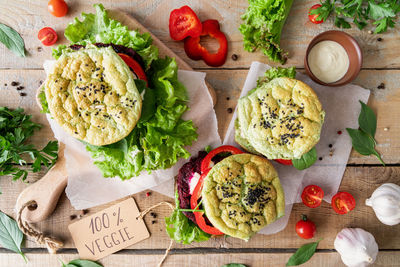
left=44, top=45, right=142, bottom=146
left=202, top=153, right=285, bottom=241
left=235, top=77, right=325, bottom=160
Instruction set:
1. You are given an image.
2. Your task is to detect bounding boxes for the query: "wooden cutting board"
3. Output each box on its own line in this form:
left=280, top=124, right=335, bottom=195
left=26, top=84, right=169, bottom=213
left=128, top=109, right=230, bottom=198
left=16, top=10, right=217, bottom=223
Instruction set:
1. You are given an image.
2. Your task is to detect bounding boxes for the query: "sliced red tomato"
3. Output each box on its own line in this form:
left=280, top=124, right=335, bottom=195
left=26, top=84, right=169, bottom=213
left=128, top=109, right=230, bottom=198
left=38, top=27, right=58, bottom=46
left=308, top=4, right=324, bottom=24
left=200, top=145, right=243, bottom=174
left=190, top=170, right=224, bottom=235
left=48, top=0, right=68, bottom=18
left=301, top=185, right=324, bottom=208
left=184, top=19, right=228, bottom=67
left=118, top=53, right=148, bottom=86
left=295, top=215, right=316, bottom=239
left=274, top=159, right=293, bottom=165
left=331, top=192, right=356, bottom=214
left=169, top=5, right=202, bottom=41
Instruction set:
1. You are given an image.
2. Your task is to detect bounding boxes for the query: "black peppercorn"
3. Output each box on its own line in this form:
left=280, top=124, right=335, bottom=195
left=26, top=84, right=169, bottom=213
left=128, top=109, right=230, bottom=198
left=227, top=108, right=233, bottom=113
left=377, top=83, right=385, bottom=89
left=377, top=37, right=383, bottom=42
left=231, top=54, right=238, bottom=61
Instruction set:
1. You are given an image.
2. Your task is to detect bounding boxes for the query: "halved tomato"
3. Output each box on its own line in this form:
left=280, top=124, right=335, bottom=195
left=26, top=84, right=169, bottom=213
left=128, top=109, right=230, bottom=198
left=331, top=192, right=356, bottom=214
left=38, top=27, right=58, bottom=46
left=301, top=185, right=324, bottom=208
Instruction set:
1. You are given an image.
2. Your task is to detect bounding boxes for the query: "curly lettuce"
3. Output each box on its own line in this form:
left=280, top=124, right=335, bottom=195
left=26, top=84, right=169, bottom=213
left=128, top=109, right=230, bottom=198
left=45, top=4, right=198, bottom=179
left=239, top=0, right=294, bottom=64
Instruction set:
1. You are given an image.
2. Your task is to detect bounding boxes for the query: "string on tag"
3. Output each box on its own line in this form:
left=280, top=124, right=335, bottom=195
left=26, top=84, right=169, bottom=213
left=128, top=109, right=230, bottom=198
left=17, top=200, right=63, bottom=254
left=136, top=201, right=175, bottom=267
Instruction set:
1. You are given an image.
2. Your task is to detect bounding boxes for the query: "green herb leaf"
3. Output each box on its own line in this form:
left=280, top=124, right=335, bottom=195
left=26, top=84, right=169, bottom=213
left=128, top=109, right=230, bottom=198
left=358, top=101, right=376, bottom=138
left=38, top=88, right=50, bottom=114
left=165, top=191, right=211, bottom=244
left=334, top=17, right=351, bottom=28
left=346, top=101, right=385, bottom=165
left=63, top=259, right=103, bottom=267
left=0, top=107, right=58, bottom=181
left=292, top=147, right=317, bottom=170
left=221, top=264, right=247, bottom=267
left=0, top=211, right=27, bottom=262
left=0, top=23, right=25, bottom=57
left=346, top=128, right=384, bottom=165
left=257, top=67, right=296, bottom=86
left=286, top=240, right=321, bottom=266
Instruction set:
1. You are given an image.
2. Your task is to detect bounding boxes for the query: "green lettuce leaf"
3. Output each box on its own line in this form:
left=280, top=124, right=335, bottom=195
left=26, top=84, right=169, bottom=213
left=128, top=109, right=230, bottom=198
left=165, top=191, right=211, bottom=244
left=53, top=4, right=158, bottom=67
left=86, top=57, right=198, bottom=179
left=239, top=0, right=294, bottom=63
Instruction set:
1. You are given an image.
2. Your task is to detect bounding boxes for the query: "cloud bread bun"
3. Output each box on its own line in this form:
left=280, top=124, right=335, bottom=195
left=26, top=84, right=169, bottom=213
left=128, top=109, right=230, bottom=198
left=235, top=77, right=324, bottom=159
left=202, top=153, right=285, bottom=241
left=44, top=45, right=142, bottom=146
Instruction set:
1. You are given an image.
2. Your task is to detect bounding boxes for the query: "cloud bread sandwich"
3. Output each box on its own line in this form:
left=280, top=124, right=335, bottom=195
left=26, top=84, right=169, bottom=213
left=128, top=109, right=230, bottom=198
left=166, top=146, right=285, bottom=243
left=235, top=76, right=325, bottom=161
left=44, top=45, right=142, bottom=146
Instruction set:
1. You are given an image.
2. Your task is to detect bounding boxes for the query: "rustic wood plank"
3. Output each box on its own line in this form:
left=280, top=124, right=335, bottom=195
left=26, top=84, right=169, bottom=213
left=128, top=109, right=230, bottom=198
left=1, top=251, right=399, bottom=267
left=1, top=166, right=399, bottom=250
left=0, top=0, right=398, bottom=69
left=0, top=69, right=398, bottom=164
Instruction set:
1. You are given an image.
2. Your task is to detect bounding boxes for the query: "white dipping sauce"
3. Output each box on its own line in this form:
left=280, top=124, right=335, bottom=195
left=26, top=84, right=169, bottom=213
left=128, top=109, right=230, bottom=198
left=307, top=40, right=349, bottom=83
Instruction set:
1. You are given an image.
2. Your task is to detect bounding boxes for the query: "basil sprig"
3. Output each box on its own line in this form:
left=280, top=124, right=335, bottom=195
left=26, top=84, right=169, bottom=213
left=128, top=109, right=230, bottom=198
left=0, top=211, right=26, bottom=262
left=0, top=23, right=25, bottom=57
left=62, top=259, right=103, bottom=267
left=346, top=101, right=385, bottom=165
left=221, top=264, right=247, bottom=267
left=286, top=239, right=321, bottom=266
left=292, top=147, right=317, bottom=170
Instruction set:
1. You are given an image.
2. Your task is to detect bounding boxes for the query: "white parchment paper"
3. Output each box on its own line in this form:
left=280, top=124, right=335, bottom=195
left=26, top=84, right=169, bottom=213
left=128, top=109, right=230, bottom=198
left=224, top=62, right=370, bottom=234
left=44, top=61, right=221, bottom=210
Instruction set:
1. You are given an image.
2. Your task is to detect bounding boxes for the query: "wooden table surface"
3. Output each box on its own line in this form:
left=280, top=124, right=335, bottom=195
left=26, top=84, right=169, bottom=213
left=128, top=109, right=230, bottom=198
left=1, top=0, right=399, bottom=266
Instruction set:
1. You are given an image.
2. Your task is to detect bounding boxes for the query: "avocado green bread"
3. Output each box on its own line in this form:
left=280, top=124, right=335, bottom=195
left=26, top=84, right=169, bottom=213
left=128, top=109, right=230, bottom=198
left=44, top=45, right=142, bottom=146
left=202, top=153, right=285, bottom=241
left=235, top=77, right=324, bottom=160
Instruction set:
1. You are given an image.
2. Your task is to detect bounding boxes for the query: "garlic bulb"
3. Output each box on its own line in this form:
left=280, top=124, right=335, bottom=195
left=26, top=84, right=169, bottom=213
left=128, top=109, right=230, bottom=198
left=365, top=183, right=400, bottom=226
left=334, top=228, right=378, bottom=267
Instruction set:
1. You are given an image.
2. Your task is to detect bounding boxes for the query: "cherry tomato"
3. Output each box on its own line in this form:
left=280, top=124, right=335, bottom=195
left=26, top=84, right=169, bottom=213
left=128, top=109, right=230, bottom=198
left=169, top=5, right=202, bottom=41
left=331, top=192, right=356, bottom=214
left=200, top=145, right=243, bottom=174
left=274, top=159, right=293, bottom=165
left=118, top=53, right=148, bottom=86
left=308, top=4, right=324, bottom=24
left=48, top=0, right=68, bottom=18
left=295, top=215, right=316, bottom=239
left=38, top=27, right=58, bottom=46
left=301, top=185, right=324, bottom=208
left=190, top=170, right=224, bottom=235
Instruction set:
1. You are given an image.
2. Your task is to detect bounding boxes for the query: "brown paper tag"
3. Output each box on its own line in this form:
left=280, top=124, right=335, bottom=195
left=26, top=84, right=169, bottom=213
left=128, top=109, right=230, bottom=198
left=68, top=197, right=150, bottom=260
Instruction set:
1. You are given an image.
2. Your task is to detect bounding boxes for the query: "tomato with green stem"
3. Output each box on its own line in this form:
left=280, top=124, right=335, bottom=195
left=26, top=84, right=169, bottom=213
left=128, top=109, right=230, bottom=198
left=308, top=4, right=324, bottom=24
left=295, top=215, right=316, bottom=239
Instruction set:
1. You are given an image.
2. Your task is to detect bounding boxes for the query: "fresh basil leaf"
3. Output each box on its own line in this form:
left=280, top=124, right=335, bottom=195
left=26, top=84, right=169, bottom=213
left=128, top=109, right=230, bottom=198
left=0, top=211, right=26, bottom=262
left=0, top=23, right=25, bottom=57
left=64, top=259, right=103, bottom=267
left=358, top=101, right=377, bottom=138
left=292, top=147, right=317, bottom=170
left=221, top=264, right=247, bottom=267
left=346, top=128, right=384, bottom=165
left=286, top=240, right=321, bottom=266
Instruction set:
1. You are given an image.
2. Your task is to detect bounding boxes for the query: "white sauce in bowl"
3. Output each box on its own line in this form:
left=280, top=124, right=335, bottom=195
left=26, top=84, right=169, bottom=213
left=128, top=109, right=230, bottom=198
left=307, top=40, right=350, bottom=83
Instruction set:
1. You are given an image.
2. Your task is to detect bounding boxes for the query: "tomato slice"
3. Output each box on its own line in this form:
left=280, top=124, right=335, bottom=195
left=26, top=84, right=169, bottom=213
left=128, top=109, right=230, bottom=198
left=169, top=5, right=202, bottom=41
left=308, top=4, right=324, bottom=24
left=301, top=185, right=324, bottom=208
left=190, top=170, right=224, bottom=235
left=38, top=27, right=58, bottom=46
left=48, top=0, right=68, bottom=18
left=331, top=192, right=356, bottom=214
left=274, top=159, right=293, bottom=165
left=200, top=145, right=243, bottom=174
left=118, top=53, right=148, bottom=86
